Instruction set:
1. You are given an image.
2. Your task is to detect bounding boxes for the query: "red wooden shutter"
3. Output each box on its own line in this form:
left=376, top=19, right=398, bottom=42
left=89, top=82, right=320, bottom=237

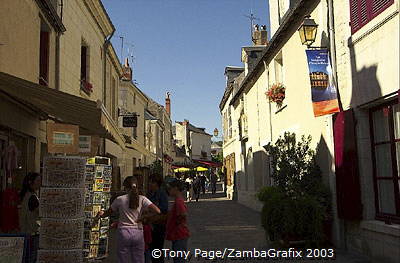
left=81, top=46, right=87, bottom=81
left=333, top=109, right=363, bottom=220
left=350, top=0, right=394, bottom=34
left=371, top=0, right=394, bottom=17
left=39, top=31, right=49, bottom=86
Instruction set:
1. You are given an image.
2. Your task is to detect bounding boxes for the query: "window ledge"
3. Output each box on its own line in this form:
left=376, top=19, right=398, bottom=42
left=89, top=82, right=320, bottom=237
left=79, top=90, right=91, bottom=99
left=361, top=220, right=400, bottom=237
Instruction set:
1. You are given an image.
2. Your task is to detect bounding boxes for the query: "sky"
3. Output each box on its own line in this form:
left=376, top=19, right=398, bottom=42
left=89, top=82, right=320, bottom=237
left=102, top=0, right=270, bottom=137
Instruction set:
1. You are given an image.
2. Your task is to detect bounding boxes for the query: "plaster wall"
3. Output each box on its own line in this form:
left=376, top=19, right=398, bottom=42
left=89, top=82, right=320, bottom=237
left=59, top=0, right=106, bottom=101
left=0, top=0, right=57, bottom=88
left=333, top=1, right=400, bottom=261
left=190, top=132, right=212, bottom=161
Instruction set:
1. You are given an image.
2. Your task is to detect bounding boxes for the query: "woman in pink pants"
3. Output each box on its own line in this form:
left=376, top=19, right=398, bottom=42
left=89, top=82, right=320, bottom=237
left=96, top=176, right=161, bottom=263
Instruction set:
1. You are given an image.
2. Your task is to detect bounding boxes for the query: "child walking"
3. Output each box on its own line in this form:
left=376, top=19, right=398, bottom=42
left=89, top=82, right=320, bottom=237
left=166, top=180, right=190, bottom=263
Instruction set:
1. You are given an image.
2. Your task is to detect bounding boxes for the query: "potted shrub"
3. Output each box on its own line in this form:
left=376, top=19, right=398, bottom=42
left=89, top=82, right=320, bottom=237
left=266, top=83, right=286, bottom=108
left=257, top=132, right=331, bottom=247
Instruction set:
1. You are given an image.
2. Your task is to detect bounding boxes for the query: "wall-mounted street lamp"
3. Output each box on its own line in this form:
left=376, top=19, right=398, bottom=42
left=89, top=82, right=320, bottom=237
left=298, top=15, right=318, bottom=47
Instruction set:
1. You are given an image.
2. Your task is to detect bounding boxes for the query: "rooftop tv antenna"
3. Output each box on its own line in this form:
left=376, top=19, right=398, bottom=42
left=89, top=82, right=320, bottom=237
left=119, top=35, right=124, bottom=60
left=244, top=8, right=260, bottom=42
left=126, top=42, right=136, bottom=66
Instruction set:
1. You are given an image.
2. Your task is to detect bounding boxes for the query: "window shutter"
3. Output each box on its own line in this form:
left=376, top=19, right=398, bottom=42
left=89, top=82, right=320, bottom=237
left=39, top=31, right=49, bottom=86
left=350, top=0, right=394, bottom=34
left=333, top=109, right=363, bottom=220
left=80, top=46, right=87, bottom=81
left=350, top=0, right=369, bottom=33
left=371, top=0, right=393, bottom=17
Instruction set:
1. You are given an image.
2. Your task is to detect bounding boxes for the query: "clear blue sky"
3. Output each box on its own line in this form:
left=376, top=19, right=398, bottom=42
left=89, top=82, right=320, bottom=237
left=102, top=0, right=270, bottom=136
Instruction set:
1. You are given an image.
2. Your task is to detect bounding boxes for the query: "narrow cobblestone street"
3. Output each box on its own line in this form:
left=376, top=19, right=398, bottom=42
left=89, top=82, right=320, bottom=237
left=104, top=185, right=372, bottom=263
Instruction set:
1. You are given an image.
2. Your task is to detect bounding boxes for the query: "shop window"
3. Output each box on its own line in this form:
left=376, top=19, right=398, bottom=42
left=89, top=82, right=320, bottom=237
left=370, top=101, right=400, bottom=223
left=39, top=20, right=50, bottom=86
left=350, top=0, right=394, bottom=34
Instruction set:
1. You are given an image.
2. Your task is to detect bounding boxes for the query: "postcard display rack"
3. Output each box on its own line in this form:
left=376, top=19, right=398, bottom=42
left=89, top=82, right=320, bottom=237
left=38, top=156, right=112, bottom=263
left=83, top=157, right=112, bottom=261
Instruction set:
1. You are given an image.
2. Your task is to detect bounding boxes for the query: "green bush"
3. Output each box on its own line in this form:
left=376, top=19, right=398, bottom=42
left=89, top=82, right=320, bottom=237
left=258, top=132, right=331, bottom=247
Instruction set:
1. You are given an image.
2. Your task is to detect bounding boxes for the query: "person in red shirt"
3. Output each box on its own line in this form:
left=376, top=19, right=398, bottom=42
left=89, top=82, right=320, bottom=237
left=166, top=180, right=190, bottom=263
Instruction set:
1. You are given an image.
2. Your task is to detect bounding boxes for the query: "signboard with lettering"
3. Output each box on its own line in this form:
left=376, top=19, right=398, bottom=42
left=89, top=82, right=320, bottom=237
left=79, top=136, right=91, bottom=153
left=122, top=116, right=137, bottom=127
left=47, top=123, right=79, bottom=154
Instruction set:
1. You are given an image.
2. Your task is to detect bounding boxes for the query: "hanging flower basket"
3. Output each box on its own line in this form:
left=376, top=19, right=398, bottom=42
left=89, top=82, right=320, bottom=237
left=266, top=83, right=286, bottom=108
left=80, top=79, right=93, bottom=95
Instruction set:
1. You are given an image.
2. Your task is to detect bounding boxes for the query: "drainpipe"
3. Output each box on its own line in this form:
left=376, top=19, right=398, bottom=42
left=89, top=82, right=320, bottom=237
left=60, top=0, right=64, bottom=21
left=102, top=29, right=116, bottom=155
left=55, top=33, right=61, bottom=90
left=327, top=0, right=346, bottom=250
left=55, top=0, right=64, bottom=90
left=327, top=0, right=338, bottom=92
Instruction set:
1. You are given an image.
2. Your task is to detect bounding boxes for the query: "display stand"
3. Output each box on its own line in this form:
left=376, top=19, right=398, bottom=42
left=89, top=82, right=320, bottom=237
left=38, top=156, right=86, bottom=263
left=83, top=157, right=112, bottom=261
left=38, top=156, right=112, bottom=263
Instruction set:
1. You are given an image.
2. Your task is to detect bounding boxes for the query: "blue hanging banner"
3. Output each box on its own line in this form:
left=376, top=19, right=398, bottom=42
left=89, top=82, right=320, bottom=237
left=305, top=49, right=340, bottom=117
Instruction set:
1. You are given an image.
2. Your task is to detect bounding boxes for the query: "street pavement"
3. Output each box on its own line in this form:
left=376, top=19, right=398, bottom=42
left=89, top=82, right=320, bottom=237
left=102, top=185, right=372, bottom=263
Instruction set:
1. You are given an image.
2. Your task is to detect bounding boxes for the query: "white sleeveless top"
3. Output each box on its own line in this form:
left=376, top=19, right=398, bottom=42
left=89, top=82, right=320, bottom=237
left=111, top=194, right=152, bottom=229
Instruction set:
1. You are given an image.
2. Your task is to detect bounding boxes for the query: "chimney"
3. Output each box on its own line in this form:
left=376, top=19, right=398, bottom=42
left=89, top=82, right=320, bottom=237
left=252, top=24, right=268, bottom=46
left=165, top=92, right=171, bottom=117
left=183, top=119, right=189, bottom=126
left=122, top=58, right=133, bottom=81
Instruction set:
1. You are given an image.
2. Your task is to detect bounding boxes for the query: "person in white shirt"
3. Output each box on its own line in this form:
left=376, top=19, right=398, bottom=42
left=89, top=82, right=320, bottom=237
left=185, top=176, right=194, bottom=202
left=96, top=176, right=161, bottom=263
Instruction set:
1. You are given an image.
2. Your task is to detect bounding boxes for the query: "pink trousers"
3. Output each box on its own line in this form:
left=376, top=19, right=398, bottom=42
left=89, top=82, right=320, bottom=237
left=117, top=228, right=145, bottom=263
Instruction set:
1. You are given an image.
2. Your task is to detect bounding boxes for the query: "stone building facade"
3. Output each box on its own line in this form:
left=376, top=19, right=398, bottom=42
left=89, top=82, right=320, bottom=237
left=220, top=0, right=399, bottom=262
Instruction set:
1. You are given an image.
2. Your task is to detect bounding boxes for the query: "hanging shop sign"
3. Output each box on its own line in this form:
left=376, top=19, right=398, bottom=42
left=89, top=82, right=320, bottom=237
left=305, top=49, right=340, bottom=117
left=47, top=123, right=79, bottom=154
left=122, top=115, right=137, bottom=127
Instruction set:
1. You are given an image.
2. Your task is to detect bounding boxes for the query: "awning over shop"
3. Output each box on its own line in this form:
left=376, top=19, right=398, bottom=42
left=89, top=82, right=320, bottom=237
left=193, top=159, right=222, bottom=168
left=173, top=167, right=190, bottom=173
left=0, top=72, right=124, bottom=146
left=195, top=167, right=208, bottom=172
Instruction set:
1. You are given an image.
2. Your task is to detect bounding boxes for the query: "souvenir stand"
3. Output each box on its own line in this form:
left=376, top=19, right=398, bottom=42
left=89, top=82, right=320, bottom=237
left=37, top=156, right=112, bottom=263
left=38, top=156, right=87, bottom=263
left=83, top=156, right=112, bottom=261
